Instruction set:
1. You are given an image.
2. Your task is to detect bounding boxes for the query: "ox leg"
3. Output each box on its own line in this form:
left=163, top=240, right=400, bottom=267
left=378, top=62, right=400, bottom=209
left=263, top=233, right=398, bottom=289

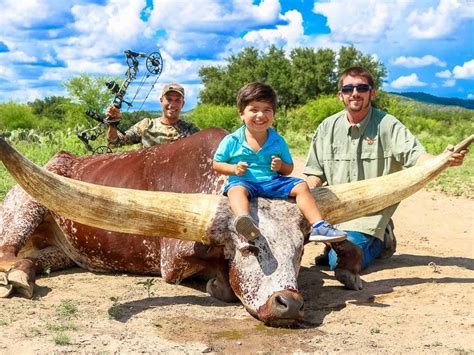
left=331, top=241, right=363, bottom=291
left=0, top=186, right=48, bottom=298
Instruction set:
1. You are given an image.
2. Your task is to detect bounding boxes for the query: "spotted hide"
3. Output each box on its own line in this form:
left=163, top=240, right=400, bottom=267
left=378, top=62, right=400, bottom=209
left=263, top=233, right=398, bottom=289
left=1, top=128, right=362, bottom=326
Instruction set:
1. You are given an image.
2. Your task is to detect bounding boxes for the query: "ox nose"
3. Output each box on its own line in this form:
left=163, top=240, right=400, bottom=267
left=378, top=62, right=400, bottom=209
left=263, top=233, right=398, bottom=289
left=264, top=290, right=304, bottom=325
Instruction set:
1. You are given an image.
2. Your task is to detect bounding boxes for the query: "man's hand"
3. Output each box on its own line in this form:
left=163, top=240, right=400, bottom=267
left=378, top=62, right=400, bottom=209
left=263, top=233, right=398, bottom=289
left=271, top=156, right=282, bottom=172
left=106, top=105, right=121, bottom=122
left=306, top=175, right=324, bottom=189
left=235, top=162, right=249, bottom=176
left=445, top=144, right=468, bottom=167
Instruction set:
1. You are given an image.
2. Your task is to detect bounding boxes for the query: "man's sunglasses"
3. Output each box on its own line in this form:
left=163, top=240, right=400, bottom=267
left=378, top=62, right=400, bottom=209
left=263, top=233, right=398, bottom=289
left=341, top=84, right=372, bottom=94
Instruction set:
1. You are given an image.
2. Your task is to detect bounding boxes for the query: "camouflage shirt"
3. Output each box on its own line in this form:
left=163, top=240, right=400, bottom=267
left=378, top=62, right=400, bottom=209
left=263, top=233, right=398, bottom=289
left=111, top=117, right=200, bottom=148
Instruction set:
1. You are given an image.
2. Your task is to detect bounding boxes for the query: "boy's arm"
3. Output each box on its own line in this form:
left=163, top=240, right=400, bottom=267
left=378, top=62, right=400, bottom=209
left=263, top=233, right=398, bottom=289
left=271, top=156, right=293, bottom=176
left=213, top=161, right=248, bottom=176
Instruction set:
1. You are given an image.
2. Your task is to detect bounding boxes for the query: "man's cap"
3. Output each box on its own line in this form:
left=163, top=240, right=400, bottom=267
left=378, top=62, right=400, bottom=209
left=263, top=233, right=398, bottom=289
left=161, top=83, right=185, bottom=98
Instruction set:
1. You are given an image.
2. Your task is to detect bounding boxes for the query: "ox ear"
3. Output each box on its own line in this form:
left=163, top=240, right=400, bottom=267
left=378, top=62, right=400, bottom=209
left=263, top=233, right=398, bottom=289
left=0, top=138, right=228, bottom=245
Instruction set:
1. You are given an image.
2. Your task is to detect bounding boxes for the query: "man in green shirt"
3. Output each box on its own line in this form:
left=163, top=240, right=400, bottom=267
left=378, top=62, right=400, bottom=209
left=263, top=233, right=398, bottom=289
left=106, top=83, right=199, bottom=148
left=304, top=66, right=468, bottom=290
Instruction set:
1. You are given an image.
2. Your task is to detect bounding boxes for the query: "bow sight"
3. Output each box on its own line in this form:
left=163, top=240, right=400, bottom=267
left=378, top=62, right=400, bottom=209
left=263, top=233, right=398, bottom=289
left=76, top=49, right=163, bottom=154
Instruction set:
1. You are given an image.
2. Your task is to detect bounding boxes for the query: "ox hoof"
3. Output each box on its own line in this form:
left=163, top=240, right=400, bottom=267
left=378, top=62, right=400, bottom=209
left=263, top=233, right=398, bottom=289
left=0, top=272, right=13, bottom=298
left=0, top=284, right=13, bottom=298
left=7, top=269, right=34, bottom=298
left=206, top=278, right=238, bottom=303
left=335, top=269, right=363, bottom=290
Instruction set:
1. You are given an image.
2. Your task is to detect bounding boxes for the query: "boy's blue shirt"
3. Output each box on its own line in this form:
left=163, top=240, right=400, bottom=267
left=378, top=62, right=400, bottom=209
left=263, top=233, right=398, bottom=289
left=214, top=126, right=293, bottom=183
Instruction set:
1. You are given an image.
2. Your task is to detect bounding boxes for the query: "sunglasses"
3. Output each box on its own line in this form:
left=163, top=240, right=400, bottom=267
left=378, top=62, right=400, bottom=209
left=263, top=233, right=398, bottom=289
left=341, top=84, right=372, bottom=94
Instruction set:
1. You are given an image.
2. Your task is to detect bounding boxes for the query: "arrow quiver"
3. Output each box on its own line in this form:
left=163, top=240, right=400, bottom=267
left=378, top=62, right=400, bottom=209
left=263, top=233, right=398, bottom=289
left=76, top=49, right=164, bottom=154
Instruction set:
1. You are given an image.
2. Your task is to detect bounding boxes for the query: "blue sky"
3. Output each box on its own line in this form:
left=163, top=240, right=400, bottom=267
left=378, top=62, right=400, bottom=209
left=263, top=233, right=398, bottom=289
left=0, top=0, right=473, bottom=111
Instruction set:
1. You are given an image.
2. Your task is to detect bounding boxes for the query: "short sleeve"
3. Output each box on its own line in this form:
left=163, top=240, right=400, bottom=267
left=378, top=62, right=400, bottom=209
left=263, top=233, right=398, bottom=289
left=389, top=118, right=426, bottom=168
left=213, top=135, right=232, bottom=163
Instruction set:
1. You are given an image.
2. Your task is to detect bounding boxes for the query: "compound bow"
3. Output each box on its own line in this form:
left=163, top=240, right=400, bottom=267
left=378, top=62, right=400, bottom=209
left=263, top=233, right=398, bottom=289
left=77, top=50, right=163, bottom=154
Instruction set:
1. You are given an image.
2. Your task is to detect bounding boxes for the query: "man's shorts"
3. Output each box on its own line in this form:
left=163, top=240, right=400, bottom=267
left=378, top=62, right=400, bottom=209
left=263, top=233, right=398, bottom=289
left=223, top=176, right=304, bottom=199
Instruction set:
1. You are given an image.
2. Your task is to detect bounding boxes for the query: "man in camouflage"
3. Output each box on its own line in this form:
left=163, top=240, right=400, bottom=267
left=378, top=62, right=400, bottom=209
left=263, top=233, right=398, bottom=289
left=107, top=83, right=199, bottom=148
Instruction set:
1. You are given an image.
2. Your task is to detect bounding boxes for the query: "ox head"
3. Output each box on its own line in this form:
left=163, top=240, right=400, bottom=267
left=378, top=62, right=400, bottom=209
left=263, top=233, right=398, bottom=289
left=211, top=198, right=307, bottom=326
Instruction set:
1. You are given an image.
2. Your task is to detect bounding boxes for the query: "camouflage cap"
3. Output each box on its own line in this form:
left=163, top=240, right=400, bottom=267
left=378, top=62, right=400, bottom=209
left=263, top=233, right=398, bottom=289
left=161, top=83, right=185, bottom=98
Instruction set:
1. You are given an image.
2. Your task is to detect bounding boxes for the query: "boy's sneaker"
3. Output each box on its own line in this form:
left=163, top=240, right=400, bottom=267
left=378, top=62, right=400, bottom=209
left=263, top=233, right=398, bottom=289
left=234, top=215, right=262, bottom=241
left=309, top=221, right=347, bottom=243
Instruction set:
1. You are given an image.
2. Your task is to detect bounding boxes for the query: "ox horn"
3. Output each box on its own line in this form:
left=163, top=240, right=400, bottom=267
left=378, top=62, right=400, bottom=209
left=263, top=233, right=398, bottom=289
left=0, top=138, right=226, bottom=245
left=313, top=135, right=473, bottom=224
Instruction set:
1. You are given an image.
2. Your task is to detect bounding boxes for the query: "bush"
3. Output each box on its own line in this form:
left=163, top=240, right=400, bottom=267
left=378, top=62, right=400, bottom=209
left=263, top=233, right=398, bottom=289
left=0, top=102, right=37, bottom=130
left=282, top=95, right=343, bottom=134
left=187, top=104, right=240, bottom=132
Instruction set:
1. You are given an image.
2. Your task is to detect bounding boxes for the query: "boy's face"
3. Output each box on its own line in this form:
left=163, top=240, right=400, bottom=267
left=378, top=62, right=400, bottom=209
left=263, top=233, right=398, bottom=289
left=240, top=100, right=274, bottom=134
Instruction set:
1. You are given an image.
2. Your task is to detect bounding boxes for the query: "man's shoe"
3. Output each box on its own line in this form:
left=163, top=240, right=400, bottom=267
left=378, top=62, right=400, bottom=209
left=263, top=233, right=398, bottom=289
left=379, top=219, right=397, bottom=259
left=309, top=221, right=347, bottom=243
left=234, top=215, right=262, bottom=241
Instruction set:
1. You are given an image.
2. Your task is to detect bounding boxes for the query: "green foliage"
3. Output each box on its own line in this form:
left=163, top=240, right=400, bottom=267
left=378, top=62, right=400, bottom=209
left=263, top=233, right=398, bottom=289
left=108, top=296, right=124, bottom=320
left=53, top=332, right=71, bottom=345
left=0, top=128, right=89, bottom=200
left=282, top=95, right=344, bottom=134
left=187, top=104, right=240, bottom=131
left=63, top=74, right=117, bottom=113
left=0, top=102, right=37, bottom=130
left=337, top=45, right=387, bottom=89
left=137, top=278, right=156, bottom=298
left=56, top=299, right=78, bottom=319
left=199, top=45, right=386, bottom=109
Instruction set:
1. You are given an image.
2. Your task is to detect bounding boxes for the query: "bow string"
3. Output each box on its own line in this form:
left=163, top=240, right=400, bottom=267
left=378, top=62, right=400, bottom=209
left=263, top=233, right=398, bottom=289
left=77, top=49, right=164, bottom=154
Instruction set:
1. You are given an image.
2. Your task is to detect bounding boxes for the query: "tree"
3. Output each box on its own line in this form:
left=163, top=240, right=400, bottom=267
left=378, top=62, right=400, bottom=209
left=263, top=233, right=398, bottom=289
left=199, top=45, right=386, bottom=108
left=337, top=45, right=387, bottom=89
left=28, top=96, right=73, bottom=122
left=63, top=74, right=116, bottom=113
left=290, top=47, right=336, bottom=105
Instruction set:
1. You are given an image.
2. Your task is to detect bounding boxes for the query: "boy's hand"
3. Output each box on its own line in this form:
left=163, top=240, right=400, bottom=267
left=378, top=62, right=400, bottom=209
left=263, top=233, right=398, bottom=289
left=235, top=162, right=248, bottom=176
left=271, top=156, right=282, bottom=172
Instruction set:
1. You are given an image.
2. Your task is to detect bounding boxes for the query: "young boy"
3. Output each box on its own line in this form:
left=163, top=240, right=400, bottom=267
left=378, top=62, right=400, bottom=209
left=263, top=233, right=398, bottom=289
left=212, top=82, right=346, bottom=243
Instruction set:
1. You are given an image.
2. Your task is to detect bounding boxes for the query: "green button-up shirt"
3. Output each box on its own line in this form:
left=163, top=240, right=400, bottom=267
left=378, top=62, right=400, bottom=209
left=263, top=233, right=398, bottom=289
left=303, top=107, right=425, bottom=240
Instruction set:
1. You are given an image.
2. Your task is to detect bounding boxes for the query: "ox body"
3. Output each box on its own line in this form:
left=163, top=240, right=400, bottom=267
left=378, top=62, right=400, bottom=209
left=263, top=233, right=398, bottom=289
left=0, top=128, right=342, bottom=326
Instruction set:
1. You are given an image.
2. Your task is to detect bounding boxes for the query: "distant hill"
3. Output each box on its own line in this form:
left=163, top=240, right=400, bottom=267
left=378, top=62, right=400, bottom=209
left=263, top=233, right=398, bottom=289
left=390, top=92, right=474, bottom=110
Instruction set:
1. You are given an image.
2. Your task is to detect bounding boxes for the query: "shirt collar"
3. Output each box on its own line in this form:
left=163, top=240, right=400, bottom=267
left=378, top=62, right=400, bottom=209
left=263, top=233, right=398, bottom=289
left=235, top=125, right=277, bottom=147
left=345, top=107, right=373, bottom=136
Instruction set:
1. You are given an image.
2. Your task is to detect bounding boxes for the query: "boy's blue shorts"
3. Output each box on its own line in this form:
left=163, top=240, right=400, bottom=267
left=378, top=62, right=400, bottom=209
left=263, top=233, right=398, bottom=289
left=223, top=176, right=304, bottom=199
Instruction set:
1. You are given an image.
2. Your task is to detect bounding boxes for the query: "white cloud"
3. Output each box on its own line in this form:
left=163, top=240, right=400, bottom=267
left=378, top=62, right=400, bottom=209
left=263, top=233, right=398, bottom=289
left=67, top=0, right=146, bottom=59
left=442, top=79, right=456, bottom=87
left=407, top=0, right=474, bottom=39
left=313, top=0, right=409, bottom=42
left=392, top=55, right=446, bottom=68
left=242, top=10, right=304, bottom=52
left=148, top=0, right=281, bottom=33
left=452, top=59, right=474, bottom=79
left=435, top=70, right=452, bottom=79
left=467, top=94, right=474, bottom=100
left=390, top=74, right=427, bottom=88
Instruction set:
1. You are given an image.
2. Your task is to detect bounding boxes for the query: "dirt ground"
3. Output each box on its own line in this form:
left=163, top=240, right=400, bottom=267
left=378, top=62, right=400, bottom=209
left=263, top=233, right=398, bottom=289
left=0, top=159, right=473, bottom=354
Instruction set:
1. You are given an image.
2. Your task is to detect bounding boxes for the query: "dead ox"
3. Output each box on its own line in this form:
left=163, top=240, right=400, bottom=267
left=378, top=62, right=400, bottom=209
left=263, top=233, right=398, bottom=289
left=0, top=129, right=471, bottom=326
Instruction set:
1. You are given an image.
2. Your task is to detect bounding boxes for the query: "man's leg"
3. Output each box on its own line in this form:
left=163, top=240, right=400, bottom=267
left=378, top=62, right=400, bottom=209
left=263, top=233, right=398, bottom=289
left=328, top=231, right=383, bottom=271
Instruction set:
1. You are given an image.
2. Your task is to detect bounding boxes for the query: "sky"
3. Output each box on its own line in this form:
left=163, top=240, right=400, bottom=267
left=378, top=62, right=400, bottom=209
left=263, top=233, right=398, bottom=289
left=0, top=0, right=473, bottom=112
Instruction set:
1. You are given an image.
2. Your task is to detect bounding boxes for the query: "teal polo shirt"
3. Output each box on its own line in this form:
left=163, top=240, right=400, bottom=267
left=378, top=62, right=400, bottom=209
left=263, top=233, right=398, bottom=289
left=214, top=126, right=293, bottom=183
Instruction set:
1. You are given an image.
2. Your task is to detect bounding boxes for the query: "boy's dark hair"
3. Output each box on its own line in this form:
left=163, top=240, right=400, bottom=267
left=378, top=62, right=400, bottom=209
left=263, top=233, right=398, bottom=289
left=237, top=82, right=277, bottom=113
left=338, top=66, right=375, bottom=90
